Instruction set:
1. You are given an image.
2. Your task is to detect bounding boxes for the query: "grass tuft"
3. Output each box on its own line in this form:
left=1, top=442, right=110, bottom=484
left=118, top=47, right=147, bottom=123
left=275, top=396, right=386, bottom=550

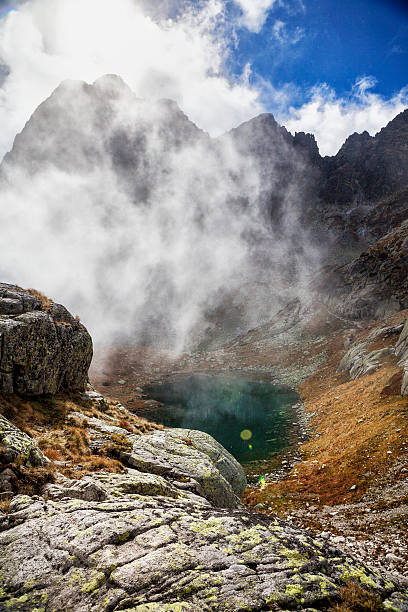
left=329, top=580, right=383, bottom=611
left=27, top=288, right=53, bottom=312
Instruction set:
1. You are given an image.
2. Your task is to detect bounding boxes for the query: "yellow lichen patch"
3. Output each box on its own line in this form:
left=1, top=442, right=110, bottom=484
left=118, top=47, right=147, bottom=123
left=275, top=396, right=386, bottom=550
left=279, top=547, right=309, bottom=569
left=81, top=571, right=107, bottom=594
left=189, top=517, right=228, bottom=537
left=227, top=525, right=267, bottom=551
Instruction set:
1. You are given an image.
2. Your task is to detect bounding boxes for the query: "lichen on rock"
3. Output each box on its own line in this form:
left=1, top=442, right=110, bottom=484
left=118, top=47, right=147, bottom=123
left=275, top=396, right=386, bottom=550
left=0, top=471, right=406, bottom=611
left=0, top=414, right=49, bottom=466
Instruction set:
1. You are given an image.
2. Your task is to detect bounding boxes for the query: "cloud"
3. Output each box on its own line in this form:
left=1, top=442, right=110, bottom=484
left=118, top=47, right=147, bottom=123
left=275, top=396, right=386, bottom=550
left=281, top=77, right=408, bottom=156
left=0, top=0, right=264, bottom=157
left=233, top=0, right=277, bottom=32
left=272, top=19, right=304, bottom=44
left=0, top=76, right=320, bottom=350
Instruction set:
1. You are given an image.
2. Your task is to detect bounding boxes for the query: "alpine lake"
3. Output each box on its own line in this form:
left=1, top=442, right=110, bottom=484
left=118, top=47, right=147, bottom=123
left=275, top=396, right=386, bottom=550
left=142, top=373, right=303, bottom=481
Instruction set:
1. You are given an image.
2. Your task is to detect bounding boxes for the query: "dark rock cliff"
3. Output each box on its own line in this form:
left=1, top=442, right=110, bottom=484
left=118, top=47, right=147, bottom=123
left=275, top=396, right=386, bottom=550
left=320, top=109, right=408, bottom=206
left=313, top=219, right=408, bottom=320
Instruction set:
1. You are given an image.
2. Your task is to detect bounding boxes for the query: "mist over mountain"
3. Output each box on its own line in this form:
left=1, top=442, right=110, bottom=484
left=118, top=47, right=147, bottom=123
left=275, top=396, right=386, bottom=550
left=0, top=75, right=320, bottom=349
left=0, top=74, right=406, bottom=349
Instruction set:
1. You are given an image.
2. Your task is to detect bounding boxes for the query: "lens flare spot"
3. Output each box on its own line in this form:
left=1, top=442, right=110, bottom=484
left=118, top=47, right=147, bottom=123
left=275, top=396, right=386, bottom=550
left=0, top=6, right=16, bottom=19
left=240, top=429, right=252, bottom=441
left=248, top=444, right=253, bottom=450
left=259, top=476, right=266, bottom=487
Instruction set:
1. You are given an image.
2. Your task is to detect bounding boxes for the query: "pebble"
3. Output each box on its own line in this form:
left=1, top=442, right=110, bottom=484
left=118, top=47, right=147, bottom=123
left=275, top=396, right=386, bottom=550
left=332, top=536, right=345, bottom=543
left=385, top=553, right=404, bottom=563
left=253, top=503, right=266, bottom=511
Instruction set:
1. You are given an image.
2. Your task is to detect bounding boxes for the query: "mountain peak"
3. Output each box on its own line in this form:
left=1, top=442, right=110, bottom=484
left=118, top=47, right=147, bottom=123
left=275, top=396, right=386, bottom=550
left=92, top=74, right=133, bottom=98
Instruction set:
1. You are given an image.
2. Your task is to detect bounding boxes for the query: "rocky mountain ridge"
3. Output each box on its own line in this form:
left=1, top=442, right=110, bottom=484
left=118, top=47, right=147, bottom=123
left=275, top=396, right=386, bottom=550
left=2, top=74, right=407, bottom=248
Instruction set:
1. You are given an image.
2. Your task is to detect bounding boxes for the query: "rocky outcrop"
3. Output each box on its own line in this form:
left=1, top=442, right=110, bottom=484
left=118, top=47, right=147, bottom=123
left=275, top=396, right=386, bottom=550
left=315, top=220, right=408, bottom=320
left=396, top=317, right=408, bottom=395
left=0, top=414, right=49, bottom=467
left=70, top=417, right=246, bottom=509
left=1, top=468, right=407, bottom=611
left=0, top=284, right=92, bottom=395
left=338, top=343, right=393, bottom=380
left=119, top=428, right=247, bottom=509
left=320, top=109, right=408, bottom=206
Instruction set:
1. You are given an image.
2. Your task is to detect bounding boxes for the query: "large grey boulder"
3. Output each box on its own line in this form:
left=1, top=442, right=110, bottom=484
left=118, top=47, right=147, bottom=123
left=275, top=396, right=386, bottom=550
left=0, top=471, right=406, bottom=611
left=0, top=283, right=92, bottom=394
left=119, top=428, right=246, bottom=509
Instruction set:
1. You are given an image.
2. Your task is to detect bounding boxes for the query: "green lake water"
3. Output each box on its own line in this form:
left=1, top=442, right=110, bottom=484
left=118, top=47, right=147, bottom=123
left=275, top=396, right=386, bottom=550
left=143, top=373, right=300, bottom=464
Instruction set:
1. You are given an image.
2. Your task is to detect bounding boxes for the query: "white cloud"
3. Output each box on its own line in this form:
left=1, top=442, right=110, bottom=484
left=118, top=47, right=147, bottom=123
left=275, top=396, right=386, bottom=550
left=233, top=0, right=277, bottom=32
left=0, top=0, right=264, bottom=157
left=272, top=19, right=303, bottom=44
left=272, top=19, right=285, bottom=40
left=281, top=77, right=408, bottom=156
left=0, top=0, right=404, bottom=163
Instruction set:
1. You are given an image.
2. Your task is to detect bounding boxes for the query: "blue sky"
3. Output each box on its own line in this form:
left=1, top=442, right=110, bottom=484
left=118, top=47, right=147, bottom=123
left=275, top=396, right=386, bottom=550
left=227, top=0, right=408, bottom=107
left=0, top=0, right=406, bottom=156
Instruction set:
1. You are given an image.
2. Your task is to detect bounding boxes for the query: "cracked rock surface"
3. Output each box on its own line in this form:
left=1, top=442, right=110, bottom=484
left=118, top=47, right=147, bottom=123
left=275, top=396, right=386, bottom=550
left=0, top=283, right=92, bottom=394
left=0, top=467, right=407, bottom=610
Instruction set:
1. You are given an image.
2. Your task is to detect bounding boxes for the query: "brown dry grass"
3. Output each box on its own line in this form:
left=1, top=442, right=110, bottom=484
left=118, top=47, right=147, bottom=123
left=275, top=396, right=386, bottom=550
left=329, top=581, right=383, bottom=611
left=27, top=288, right=53, bottom=312
left=42, top=447, right=64, bottom=461
left=0, top=499, right=11, bottom=513
left=5, top=462, right=57, bottom=498
left=118, top=418, right=134, bottom=432
left=0, top=391, right=162, bottom=481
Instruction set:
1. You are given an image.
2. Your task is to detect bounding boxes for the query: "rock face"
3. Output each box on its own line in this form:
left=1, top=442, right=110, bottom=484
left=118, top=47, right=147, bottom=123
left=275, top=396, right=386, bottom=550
left=314, top=220, right=408, bottom=320
left=3, top=74, right=407, bottom=254
left=396, top=317, right=408, bottom=395
left=0, top=284, right=92, bottom=395
left=222, top=105, right=408, bottom=246
left=1, top=468, right=406, bottom=611
left=320, top=109, right=408, bottom=206
left=221, top=114, right=321, bottom=226
left=1, top=75, right=208, bottom=204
